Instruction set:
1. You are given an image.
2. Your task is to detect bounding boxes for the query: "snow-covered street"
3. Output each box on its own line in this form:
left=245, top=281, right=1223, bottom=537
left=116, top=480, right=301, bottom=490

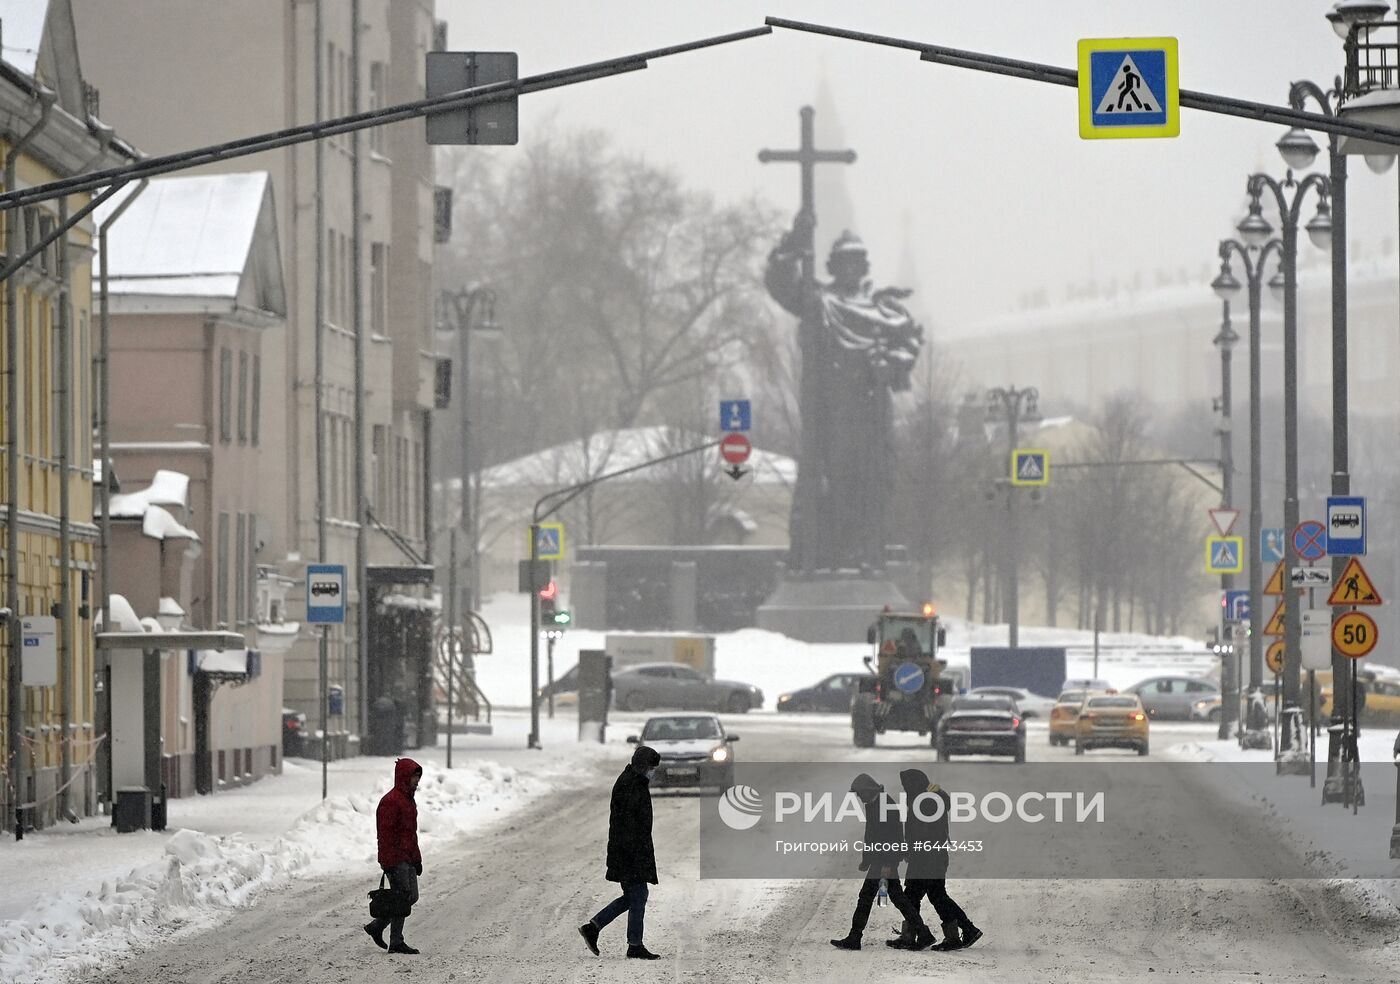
left=2, top=708, right=1393, bottom=983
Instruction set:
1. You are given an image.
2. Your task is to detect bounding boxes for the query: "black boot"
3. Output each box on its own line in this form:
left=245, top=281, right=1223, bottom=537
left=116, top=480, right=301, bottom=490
left=957, top=924, right=983, bottom=949
left=930, top=921, right=962, bottom=952
left=885, top=919, right=913, bottom=949
left=363, top=922, right=387, bottom=950
left=387, top=940, right=420, bottom=955
left=626, top=944, right=661, bottom=960
left=830, top=931, right=862, bottom=951
left=578, top=922, right=600, bottom=956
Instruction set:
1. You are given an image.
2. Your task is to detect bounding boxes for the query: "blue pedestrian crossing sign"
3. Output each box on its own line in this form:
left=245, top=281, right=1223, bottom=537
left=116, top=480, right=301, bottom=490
left=1260, top=527, right=1285, bottom=564
left=1078, top=37, right=1179, bottom=139
left=532, top=522, right=565, bottom=560
left=1011, top=449, right=1049, bottom=486
left=1206, top=536, right=1244, bottom=575
left=719, top=399, right=752, bottom=433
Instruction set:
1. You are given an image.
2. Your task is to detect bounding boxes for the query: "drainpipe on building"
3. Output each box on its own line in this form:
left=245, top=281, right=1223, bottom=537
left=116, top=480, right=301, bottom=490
left=5, top=85, right=56, bottom=838
left=94, top=175, right=148, bottom=813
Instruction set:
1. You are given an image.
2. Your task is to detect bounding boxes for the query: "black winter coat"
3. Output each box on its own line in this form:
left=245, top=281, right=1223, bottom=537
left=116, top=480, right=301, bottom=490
left=900, top=768, right=950, bottom=879
left=605, top=766, right=657, bottom=884
left=857, top=791, right=906, bottom=876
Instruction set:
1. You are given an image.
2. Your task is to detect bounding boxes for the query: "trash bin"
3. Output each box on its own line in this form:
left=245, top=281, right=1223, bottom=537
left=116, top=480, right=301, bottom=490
left=114, top=787, right=150, bottom=833
left=370, top=696, right=404, bottom=756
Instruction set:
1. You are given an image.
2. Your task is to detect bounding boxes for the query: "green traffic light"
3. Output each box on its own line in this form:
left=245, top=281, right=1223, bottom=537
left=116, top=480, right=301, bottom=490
left=553, top=610, right=572, bottom=626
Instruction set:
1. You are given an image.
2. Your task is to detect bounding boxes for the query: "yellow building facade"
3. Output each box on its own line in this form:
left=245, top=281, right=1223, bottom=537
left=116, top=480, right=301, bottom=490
left=0, top=2, right=137, bottom=831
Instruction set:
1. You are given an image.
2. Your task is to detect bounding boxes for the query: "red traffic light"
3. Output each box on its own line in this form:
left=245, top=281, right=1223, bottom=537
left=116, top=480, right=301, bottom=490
left=538, top=579, right=558, bottom=601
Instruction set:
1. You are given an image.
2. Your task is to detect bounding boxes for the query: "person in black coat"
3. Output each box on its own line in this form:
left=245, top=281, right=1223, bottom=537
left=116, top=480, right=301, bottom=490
left=888, top=768, right=982, bottom=952
left=831, top=772, right=935, bottom=951
left=579, top=745, right=663, bottom=960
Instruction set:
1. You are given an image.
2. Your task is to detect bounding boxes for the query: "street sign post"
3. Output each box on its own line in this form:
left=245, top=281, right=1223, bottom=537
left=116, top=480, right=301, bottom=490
left=306, top=565, right=346, bottom=625
left=1205, top=536, right=1243, bottom=575
left=1327, top=558, right=1382, bottom=606
left=1077, top=37, right=1180, bottom=139
left=720, top=432, right=752, bottom=464
left=1209, top=508, right=1240, bottom=537
left=1326, top=496, right=1366, bottom=556
left=1224, top=589, right=1251, bottom=623
left=1264, top=561, right=1287, bottom=597
left=1010, top=448, right=1049, bottom=486
left=1301, top=610, right=1332, bottom=671
left=1292, top=567, right=1332, bottom=588
left=1293, top=520, right=1327, bottom=562
left=532, top=522, right=565, bottom=561
left=719, top=399, right=752, bottom=433
left=1265, top=639, right=1285, bottom=675
left=1263, top=601, right=1287, bottom=637
left=1260, top=527, right=1285, bottom=564
left=19, top=615, right=57, bottom=687
left=1333, top=610, right=1378, bottom=659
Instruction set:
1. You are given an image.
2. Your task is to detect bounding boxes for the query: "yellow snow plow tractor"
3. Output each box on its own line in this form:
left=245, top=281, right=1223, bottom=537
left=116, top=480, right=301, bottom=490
left=852, top=605, right=952, bottom=748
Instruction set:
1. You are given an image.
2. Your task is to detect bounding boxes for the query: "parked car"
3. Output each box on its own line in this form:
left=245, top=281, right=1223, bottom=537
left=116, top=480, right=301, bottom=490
left=1049, top=688, right=1105, bottom=746
left=1123, top=676, right=1219, bottom=720
left=537, top=663, right=579, bottom=707
left=281, top=708, right=307, bottom=758
left=628, top=714, right=738, bottom=789
left=612, top=662, right=763, bottom=713
left=1074, top=694, right=1149, bottom=756
left=777, top=673, right=869, bottom=713
left=936, top=696, right=1026, bottom=762
left=1189, top=693, right=1222, bottom=722
left=968, top=686, right=1057, bottom=718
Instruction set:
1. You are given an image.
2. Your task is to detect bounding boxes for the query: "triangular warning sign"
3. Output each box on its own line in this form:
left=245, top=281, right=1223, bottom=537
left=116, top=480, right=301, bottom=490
left=1017, top=456, right=1043, bottom=481
left=1263, top=601, right=1287, bottom=636
left=1327, top=557, right=1383, bottom=606
left=1264, top=561, right=1287, bottom=597
left=1094, top=54, right=1164, bottom=115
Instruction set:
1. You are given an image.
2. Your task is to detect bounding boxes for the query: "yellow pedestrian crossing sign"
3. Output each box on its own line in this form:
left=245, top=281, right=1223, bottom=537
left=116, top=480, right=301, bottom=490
left=1011, top=449, right=1049, bottom=486
left=531, top=522, right=565, bottom=560
left=1205, top=536, right=1243, bottom=574
left=1078, top=37, right=1180, bottom=140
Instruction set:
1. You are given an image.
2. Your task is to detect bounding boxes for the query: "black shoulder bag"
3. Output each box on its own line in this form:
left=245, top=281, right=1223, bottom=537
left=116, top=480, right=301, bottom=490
left=368, top=872, right=413, bottom=919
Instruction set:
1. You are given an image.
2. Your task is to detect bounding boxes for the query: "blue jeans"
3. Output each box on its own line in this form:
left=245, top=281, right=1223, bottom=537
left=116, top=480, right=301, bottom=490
left=591, top=882, right=648, bottom=946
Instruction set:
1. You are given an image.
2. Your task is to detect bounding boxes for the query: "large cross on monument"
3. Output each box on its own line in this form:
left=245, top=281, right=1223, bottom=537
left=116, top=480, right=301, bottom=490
left=757, top=106, right=856, bottom=288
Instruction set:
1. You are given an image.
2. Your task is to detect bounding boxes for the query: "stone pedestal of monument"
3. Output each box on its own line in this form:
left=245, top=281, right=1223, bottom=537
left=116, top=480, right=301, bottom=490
left=757, top=573, right=911, bottom=643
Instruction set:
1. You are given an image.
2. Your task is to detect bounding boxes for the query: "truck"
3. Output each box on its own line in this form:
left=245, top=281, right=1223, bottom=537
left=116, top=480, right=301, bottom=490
left=851, top=605, right=953, bottom=748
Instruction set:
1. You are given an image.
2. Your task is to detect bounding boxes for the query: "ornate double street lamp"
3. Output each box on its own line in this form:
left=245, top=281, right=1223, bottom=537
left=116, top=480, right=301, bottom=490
left=1212, top=230, right=1283, bottom=750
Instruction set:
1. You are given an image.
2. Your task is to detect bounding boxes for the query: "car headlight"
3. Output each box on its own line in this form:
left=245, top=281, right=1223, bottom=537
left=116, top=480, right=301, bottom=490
left=711, top=746, right=730, bottom=763
left=778, top=694, right=791, bottom=703
left=1193, top=700, right=1209, bottom=711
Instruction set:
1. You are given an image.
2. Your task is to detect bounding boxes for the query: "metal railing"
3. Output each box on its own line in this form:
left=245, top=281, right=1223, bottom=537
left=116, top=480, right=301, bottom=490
left=1343, top=20, right=1400, bottom=99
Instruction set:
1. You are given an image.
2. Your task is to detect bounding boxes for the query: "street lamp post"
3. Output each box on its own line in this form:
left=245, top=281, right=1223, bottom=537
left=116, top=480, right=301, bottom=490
left=986, top=385, right=1041, bottom=649
left=1213, top=299, right=1241, bottom=740
left=440, top=286, right=500, bottom=614
left=1212, top=232, right=1283, bottom=750
left=1239, top=170, right=1333, bottom=773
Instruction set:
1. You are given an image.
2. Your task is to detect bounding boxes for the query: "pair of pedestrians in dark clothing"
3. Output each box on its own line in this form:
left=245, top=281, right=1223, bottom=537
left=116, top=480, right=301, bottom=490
left=579, top=745, right=664, bottom=960
left=831, top=770, right=981, bottom=952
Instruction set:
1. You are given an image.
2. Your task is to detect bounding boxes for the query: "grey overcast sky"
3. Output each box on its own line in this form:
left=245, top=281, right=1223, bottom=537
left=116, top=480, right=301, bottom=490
left=436, top=1, right=1399, bottom=333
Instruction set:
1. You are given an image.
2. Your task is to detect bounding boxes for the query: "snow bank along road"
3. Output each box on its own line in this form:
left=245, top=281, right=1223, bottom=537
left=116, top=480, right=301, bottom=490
left=71, top=713, right=1400, bottom=984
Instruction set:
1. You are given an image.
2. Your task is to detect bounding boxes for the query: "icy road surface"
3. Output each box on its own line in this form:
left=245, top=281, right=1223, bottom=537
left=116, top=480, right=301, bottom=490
left=65, top=712, right=1400, bottom=984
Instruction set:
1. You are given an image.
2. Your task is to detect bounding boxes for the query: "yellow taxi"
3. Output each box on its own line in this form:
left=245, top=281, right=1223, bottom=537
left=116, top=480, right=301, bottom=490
left=1049, top=688, right=1101, bottom=747
left=1320, top=672, right=1400, bottom=726
left=1074, top=693, right=1149, bottom=756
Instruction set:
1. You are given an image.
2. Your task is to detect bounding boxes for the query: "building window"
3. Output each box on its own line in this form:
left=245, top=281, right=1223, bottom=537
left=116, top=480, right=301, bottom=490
left=219, top=348, right=232, bottom=443
left=341, top=232, right=352, bottom=327
left=237, top=350, right=249, bottom=444
left=217, top=512, right=230, bottom=626
left=235, top=513, right=247, bottom=623
left=326, top=42, right=336, bottom=124
left=372, top=425, right=387, bottom=514
left=247, top=516, right=259, bottom=625
left=327, top=231, right=338, bottom=325
left=251, top=355, right=261, bottom=446
left=369, top=243, right=387, bottom=335
left=368, top=62, right=386, bottom=153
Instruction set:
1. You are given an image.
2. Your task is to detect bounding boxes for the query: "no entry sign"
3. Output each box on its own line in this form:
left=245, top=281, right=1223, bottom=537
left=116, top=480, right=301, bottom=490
left=720, top=432, right=752, bottom=465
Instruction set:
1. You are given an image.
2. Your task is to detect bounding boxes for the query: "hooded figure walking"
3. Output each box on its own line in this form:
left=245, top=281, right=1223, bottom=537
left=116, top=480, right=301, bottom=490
left=579, top=744, right=663, bottom=960
left=887, top=768, right=982, bottom=952
left=831, top=772, right=935, bottom=951
left=365, top=757, right=423, bottom=955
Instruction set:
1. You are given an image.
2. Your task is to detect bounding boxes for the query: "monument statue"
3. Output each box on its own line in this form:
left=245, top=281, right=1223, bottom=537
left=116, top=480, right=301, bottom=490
left=765, top=214, right=924, bottom=573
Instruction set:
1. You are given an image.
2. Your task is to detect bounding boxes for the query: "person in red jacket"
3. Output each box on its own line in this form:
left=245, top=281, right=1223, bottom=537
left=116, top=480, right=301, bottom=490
left=365, top=758, right=423, bottom=955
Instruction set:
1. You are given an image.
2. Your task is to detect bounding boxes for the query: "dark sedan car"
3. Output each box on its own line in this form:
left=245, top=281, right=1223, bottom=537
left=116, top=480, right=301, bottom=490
left=776, top=673, right=870, bottom=713
left=936, top=696, right=1026, bottom=762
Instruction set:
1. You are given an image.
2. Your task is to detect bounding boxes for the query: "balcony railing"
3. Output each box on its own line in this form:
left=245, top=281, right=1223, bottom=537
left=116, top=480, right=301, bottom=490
left=1343, top=20, right=1400, bottom=99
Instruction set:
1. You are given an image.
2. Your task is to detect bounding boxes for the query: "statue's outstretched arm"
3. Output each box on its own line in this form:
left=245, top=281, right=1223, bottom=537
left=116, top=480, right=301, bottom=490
left=764, top=217, right=811, bottom=317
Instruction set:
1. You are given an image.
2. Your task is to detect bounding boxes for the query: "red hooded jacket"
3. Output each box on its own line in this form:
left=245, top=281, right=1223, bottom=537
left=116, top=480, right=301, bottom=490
left=376, top=757, right=423, bottom=869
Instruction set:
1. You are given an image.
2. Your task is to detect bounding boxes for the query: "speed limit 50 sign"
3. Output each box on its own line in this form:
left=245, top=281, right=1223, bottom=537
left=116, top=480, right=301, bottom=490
left=1332, top=610, right=1378, bottom=659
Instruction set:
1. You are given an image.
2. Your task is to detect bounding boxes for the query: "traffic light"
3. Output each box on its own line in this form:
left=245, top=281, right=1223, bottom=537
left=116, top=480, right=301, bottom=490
left=538, top=578, right=557, bottom=621
left=551, top=609, right=572, bottom=628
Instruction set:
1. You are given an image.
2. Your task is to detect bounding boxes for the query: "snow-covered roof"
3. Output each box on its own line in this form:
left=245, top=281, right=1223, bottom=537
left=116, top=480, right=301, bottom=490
left=106, top=469, right=189, bottom=516
left=475, top=426, right=797, bottom=489
left=95, top=173, right=286, bottom=316
left=0, top=0, right=48, bottom=76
